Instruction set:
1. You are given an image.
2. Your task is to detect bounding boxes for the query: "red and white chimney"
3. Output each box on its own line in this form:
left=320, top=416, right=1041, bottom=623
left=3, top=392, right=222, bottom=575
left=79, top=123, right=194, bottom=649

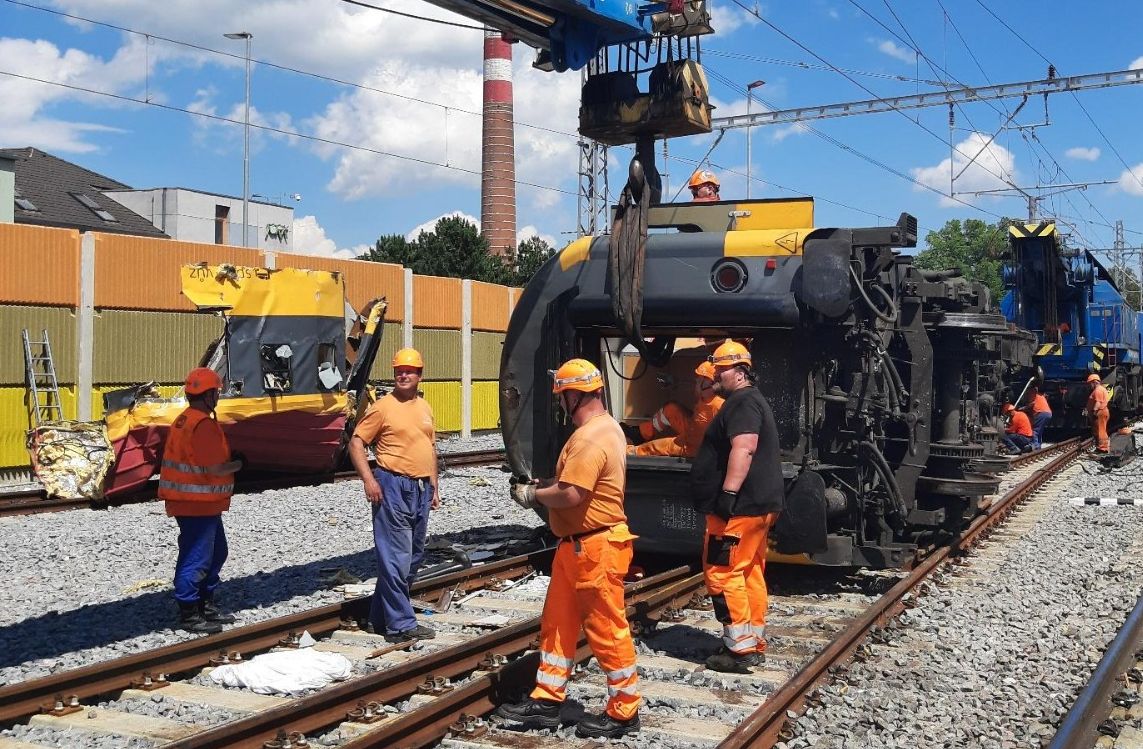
left=481, top=31, right=516, bottom=258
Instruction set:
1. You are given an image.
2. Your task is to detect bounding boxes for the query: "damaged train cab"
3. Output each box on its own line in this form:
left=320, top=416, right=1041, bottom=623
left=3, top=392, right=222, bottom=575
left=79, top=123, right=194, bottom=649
left=51, top=263, right=386, bottom=499
left=500, top=197, right=1036, bottom=567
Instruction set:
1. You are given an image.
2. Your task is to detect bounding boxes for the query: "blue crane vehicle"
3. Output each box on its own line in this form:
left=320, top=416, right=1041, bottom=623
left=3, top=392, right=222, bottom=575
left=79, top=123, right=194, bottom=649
left=1001, top=222, right=1142, bottom=427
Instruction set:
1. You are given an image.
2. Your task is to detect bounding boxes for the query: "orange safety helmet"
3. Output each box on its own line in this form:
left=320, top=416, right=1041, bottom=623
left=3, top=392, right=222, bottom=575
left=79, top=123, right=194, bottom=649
left=688, top=169, right=720, bottom=190
left=551, top=359, right=603, bottom=394
left=694, top=361, right=717, bottom=381
left=1086, top=373, right=1101, bottom=383
left=1001, top=403, right=1015, bottom=414
left=392, top=348, right=425, bottom=369
left=709, top=340, right=752, bottom=368
left=185, top=367, right=223, bottom=395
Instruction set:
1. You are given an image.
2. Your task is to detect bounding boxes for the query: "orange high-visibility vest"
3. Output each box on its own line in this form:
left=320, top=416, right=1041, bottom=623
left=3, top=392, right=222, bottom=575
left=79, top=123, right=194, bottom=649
left=159, top=408, right=233, bottom=516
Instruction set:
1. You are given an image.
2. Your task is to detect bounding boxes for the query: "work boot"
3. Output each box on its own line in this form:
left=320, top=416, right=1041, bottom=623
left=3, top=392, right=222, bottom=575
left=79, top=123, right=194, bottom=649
left=621, top=423, right=645, bottom=445
left=576, top=711, right=640, bottom=739
left=178, top=603, right=223, bottom=635
left=200, top=600, right=236, bottom=624
left=494, top=698, right=562, bottom=729
left=383, top=623, right=436, bottom=643
left=705, top=648, right=760, bottom=674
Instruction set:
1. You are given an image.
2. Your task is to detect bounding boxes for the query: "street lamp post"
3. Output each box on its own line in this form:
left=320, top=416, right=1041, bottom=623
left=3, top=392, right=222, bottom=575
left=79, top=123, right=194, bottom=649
left=224, top=31, right=253, bottom=247
left=745, top=80, right=765, bottom=199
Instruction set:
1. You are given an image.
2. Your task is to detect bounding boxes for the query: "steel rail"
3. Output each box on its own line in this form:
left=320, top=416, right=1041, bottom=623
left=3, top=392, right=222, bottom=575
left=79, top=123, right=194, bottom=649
left=161, top=565, right=700, bottom=749
left=0, top=547, right=546, bottom=725
left=719, top=439, right=1089, bottom=748
left=0, top=449, right=507, bottom=518
left=1047, top=590, right=1143, bottom=748
left=1009, top=436, right=1085, bottom=468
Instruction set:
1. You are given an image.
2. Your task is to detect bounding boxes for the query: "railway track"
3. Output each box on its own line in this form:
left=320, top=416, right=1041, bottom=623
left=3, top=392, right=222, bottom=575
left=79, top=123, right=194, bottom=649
left=0, top=449, right=507, bottom=519
left=0, top=441, right=1094, bottom=749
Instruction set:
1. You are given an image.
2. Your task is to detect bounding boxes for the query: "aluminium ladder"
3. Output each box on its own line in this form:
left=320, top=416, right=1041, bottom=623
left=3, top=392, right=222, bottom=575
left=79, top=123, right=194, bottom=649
left=21, top=328, right=63, bottom=425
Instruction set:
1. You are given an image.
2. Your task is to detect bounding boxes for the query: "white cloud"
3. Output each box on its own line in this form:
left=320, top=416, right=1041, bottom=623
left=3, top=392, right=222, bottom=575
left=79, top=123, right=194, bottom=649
left=828, top=8, right=840, bottom=19
left=709, top=3, right=760, bottom=35
left=1065, top=146, right=1101, bottom=162
left=308, top=45, right=580, bottom=203
left=518, top=225, right=557, bottom=247
left=910, top=132, right=1019, bottom=207
left=0, top=36, right=151, bottom=152
left=875, top=39, right=917, bottom=64
left=1130, top=56, right=1143, bottom=70
left=1117, top=164, right=1143, bottom=196
left=290, top=214, right=359, bottom=258
left=405, top=211, right=481, bottom=241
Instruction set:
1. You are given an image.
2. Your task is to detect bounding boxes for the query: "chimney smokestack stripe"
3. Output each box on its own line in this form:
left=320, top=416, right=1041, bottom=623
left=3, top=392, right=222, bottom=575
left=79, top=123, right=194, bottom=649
left=481, top=30, right=516, bottom=258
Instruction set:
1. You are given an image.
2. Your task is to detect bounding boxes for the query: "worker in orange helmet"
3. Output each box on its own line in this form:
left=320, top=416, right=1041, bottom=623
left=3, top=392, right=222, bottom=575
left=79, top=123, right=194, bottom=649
left=349, top=347, right=441, bottom=642
left=1085, top=373, right=1110, bottom=453
left=1021, top=385, right=1052, bottom=449
left=688, top=169, right=721, bottom=202
left=689, top=340, right=784, bottom=673
left=495, top=358, right=641, bottom=739
left=999, top=403, right=1034, bottom=454
left=159, top=367, right=242, bottom=634
left=625, top=360, right=724, bottom=457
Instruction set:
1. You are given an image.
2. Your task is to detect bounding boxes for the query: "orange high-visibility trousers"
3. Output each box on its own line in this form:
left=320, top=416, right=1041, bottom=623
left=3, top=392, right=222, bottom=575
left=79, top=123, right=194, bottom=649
left=1093, top=410, right=1110, bottom=452
left=703, top=513, right=778, bottom=655
left=638, top=402, right=690, bottom=441
left=530, top=525, right=641, bottom=721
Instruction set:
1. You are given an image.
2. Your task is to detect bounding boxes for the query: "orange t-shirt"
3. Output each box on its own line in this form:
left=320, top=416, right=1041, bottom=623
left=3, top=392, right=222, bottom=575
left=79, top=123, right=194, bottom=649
left=1087, top=385, right=1109, bottom=414
left=353, top=393, right=436, bottom=478
left=549, top=412, right=628, bottom=537
left=1006, top=411, right=1033, bottom=438
left=1029, top=394, right=1051, bottom=414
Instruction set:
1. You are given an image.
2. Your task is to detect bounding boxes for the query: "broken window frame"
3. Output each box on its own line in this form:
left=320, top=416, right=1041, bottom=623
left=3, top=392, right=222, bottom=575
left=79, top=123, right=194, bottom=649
left=259, top=343, right=294, bottom=394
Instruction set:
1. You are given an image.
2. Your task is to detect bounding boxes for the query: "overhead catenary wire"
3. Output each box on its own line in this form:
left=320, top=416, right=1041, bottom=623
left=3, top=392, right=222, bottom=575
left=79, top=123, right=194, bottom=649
left=337, top=0, right=488, bottom=30
left=0, top=68, right=579, bottom=198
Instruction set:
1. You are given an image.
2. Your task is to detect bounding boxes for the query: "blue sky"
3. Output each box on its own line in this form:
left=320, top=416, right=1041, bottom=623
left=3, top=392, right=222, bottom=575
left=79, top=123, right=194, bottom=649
left=2, top=0, right=1142, bottom=259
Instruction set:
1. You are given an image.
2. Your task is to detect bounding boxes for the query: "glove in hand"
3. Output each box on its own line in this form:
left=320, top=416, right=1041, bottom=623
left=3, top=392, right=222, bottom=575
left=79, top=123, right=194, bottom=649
left=511, top=482, right=538, bottom=509
left=714, top=490, right=738, bottom=521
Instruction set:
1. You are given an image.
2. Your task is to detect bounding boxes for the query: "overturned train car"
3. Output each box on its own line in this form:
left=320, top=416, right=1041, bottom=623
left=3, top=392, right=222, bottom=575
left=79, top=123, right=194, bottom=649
left=500, top=198, right=1035, bottom=566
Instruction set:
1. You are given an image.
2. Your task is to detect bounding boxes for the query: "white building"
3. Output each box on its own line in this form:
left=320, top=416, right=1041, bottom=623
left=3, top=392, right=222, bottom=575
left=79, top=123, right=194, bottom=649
left=104, top=188, right=295, bottom=252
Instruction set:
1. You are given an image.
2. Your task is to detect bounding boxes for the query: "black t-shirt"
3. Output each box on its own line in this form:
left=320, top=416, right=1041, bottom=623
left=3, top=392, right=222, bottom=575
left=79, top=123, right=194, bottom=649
left=690, top=385, right=785, bottom=516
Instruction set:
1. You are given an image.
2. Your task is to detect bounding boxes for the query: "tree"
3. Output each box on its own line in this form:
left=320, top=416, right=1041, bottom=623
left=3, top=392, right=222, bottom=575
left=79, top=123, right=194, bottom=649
left=358, top=217, right=505, bottom=283
left=913, top=218, right=1014, bottom=302
left=358, top=218, right=560, bottom=288
left=1108, top=266, right=1143, bottom=312
left=504, top=235, right=556, bottom=286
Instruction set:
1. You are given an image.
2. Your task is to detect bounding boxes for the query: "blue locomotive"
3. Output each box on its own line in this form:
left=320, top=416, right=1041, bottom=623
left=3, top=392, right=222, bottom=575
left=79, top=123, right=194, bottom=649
left=1001, top=221, right=1142, bottom=427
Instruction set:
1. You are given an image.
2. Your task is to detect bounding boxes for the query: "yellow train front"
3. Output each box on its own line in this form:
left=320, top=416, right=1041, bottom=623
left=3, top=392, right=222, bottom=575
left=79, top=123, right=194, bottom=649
left=499, top=198, right=1035, bottom=567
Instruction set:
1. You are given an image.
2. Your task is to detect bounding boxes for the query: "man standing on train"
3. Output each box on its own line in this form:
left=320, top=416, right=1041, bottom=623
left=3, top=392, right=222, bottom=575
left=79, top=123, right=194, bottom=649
left=496, top=358, right=641, bottom=739
left=1086, top=374, right=1111, bottom=453
left=688, top=169, right=721, bottom=202
left=624, top=360, right=724, bottom=457
left=349, top=348, right=441, bottom=643
left=1023, top=385, right=1052, bottom=449
left=689, top=341, right=784, bottom=673
left=160, top=367, right=242, bottom=634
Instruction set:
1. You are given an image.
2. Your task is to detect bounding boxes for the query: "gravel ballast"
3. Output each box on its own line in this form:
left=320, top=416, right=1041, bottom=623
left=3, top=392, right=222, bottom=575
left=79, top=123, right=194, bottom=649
left=0, top=434, right=542, bottom=687
left=780, top=455, right=1143, bottom=749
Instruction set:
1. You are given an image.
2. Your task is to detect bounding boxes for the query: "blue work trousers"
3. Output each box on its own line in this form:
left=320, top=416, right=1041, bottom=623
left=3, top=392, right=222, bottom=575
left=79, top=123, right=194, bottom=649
left=370, top=468, right=433, bottom=635
left=174, top=515, right=228, bottom=605
left=1032, top=411, right=1051, bottom=448
left=1002, top=433, right=1033, bottom=453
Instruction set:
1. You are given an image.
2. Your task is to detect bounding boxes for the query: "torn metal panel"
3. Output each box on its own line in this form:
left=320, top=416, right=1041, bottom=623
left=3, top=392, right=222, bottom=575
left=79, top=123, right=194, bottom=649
left=26, top=420, right=113, bottom=500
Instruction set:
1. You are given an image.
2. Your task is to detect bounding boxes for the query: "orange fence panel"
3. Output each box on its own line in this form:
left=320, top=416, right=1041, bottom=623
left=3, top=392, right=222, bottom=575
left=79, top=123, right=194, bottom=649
left=274, top=254, right=405, bottom=322
left=94, top=234, right=263, bottom=311
left=0, top=224, right=80, bottom=306
left=413, top=275, right=462, bottom=329
left=471, top=281, right=511, bottom=332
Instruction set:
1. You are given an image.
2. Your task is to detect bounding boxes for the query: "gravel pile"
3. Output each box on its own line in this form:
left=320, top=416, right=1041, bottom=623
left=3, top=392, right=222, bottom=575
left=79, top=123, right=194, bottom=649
left=0, top=434, right=545, bottom=689
left=780, top=456, right=1143, bottom=749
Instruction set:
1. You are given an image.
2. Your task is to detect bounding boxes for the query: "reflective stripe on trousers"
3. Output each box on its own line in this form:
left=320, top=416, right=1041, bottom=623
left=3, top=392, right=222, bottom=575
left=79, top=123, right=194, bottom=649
left=703, top=513, right=779, bottom=655
left=530, top=527, right=641, bottom=721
